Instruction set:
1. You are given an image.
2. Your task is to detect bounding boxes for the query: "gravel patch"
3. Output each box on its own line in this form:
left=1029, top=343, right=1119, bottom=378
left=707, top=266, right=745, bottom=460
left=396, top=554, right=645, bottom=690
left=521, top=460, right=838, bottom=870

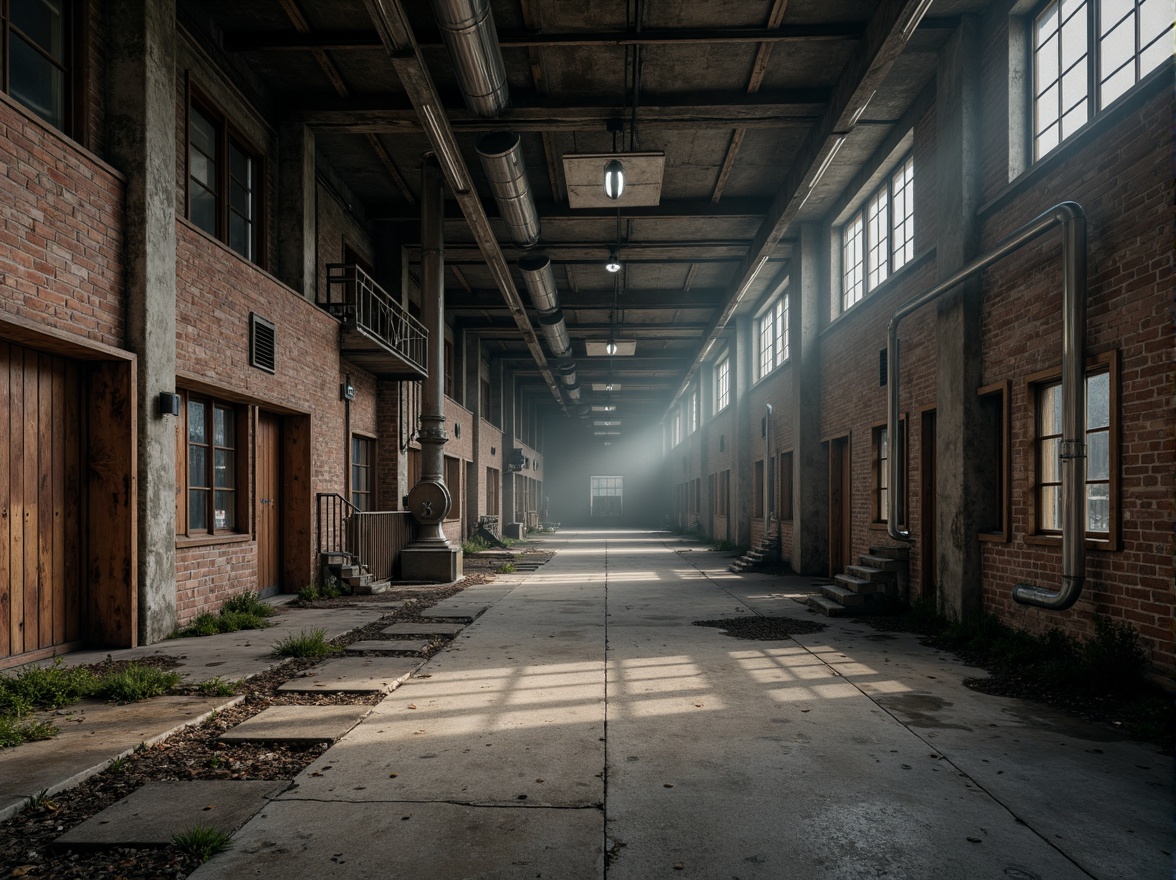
left=692, top=616, right=828, bottom=640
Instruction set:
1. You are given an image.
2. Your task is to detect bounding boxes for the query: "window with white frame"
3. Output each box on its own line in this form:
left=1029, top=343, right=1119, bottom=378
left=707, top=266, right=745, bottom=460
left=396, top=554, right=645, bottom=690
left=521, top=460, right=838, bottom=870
left=671, top=409, right=682, bottom=447
left=841, top=154, right=915, bottom=312
left=1033, top=0, right=1173, bottom=161
left=715, top=356, right=730, bottom=412
left=756, top=295, right=789, bottom=379
left=688, top=387, right=699, bottom=433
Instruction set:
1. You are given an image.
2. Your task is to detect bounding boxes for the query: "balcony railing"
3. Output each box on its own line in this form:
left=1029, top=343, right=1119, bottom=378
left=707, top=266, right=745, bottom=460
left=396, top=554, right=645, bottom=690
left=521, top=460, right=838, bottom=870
left=321, top=264, right=428, bottom=379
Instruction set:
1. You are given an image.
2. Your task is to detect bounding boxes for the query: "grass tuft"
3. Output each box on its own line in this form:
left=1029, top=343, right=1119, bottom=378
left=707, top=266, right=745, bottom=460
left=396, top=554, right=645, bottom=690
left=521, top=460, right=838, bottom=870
left=494, top=562, right=516, bottom=574
left=92, top=664, right=182, bottom=704
left=221, top=591, right=276, bottom=618
left=0, top=716, right=58, bottom=748
left=172, top=825, right=232, bottom=863
left=196, top=676, right=238, bottom=697
left=271, top=628, right=340, bottom=659
left=461, top=535, right=491, bottom=554
left=172, top=593, right=276, bottom=638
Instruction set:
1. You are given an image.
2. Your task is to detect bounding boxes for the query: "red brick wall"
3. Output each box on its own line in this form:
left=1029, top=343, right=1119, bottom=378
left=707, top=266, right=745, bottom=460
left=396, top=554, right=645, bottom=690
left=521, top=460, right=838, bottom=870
left=174, top=221, right=377, bottom=620
left=0, top=95, right=125, bottom=350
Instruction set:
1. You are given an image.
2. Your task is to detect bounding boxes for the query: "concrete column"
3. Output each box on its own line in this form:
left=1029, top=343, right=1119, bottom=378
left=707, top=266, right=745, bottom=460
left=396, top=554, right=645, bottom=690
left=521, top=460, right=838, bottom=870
left=464, top=330, right=482, bottom=527
left=107, top=0, right=177, bottom=645
left=277, top=122, right=315, bottom=299
left=790, top=223, right=828, bottom=575
left=401, top=156, right=461, bottom=581
left=698, top=363, right=713, bottom=537
left=935, top=17, right=984, bottom=619
left=732, top=315, right=753, bottom=548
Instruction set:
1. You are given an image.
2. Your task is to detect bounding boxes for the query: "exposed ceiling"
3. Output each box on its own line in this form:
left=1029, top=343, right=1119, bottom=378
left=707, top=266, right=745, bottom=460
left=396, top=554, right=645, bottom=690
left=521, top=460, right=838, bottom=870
left=188, top=0, right=977, bottom=438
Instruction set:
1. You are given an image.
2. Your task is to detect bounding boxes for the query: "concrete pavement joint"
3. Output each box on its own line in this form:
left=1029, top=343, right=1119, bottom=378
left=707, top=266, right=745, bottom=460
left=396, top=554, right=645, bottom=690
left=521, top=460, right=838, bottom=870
left=602, top=534, right=614, bottom=876
left=276, top=796, right=602, bottom=810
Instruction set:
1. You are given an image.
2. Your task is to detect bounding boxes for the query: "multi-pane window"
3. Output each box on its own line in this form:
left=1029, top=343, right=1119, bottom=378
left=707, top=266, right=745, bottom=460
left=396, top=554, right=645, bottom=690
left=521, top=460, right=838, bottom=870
left=185, top=396, right=238, bottom=534
left=841, top=155, right=915, bottom=311
left=671, top=409, right=682, bottom=446
left=715, top=357, right=730, bottom=412
left=351, top=436, right=374, bottom=512
left=757, top=295, right=789, bottom=379
left=688, top=388, right=699, bottom=433
left=1033, top=0, right=1173, bottom=160
left=188, top=100, right=262, bottom=264
left=3, top=0, right=69, bottom=132
left=874, top=426, right=889, bottom=523
left=590, top=475, right=623, bottom=517
left=1037, top=369, right=1113, bottom=535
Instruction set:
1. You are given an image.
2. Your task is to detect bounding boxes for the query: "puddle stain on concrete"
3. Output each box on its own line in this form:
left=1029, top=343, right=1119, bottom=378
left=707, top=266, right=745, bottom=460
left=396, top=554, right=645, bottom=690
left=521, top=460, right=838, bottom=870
left=873, top=692, right=974, bottom=731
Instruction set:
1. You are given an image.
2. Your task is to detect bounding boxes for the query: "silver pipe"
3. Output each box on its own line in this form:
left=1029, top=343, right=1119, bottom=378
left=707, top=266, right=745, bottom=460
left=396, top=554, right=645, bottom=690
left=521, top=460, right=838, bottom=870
left=430, top=0, right=509, bottom=117
left=518, top=253, right=559, bottom=313
left=567, top=383, right=581, bottom=402
left=477, top=132, right=540, bottom=248
left=886, top=202, right=1087, bottom=610
left=559, top=362, right=577, bottom=386
left=538, top=309, right=571, bottom=359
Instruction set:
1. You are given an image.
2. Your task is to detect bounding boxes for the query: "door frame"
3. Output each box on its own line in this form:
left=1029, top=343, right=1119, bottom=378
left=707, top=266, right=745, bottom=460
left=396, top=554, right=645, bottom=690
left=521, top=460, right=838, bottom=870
left=256, top=410, right=282, bottom=597
left=920, top=407, right=937, bottom=604
left=827, top=433, right=851, bottom=577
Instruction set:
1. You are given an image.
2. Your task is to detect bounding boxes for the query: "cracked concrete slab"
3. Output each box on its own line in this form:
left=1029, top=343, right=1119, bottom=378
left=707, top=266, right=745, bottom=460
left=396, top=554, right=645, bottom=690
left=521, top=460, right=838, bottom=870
left=277, top=657, right=421, bottom=693
left=55, top=781, right=289, bottom=847
left=380, top=622, right=466, bottom=637
left=219, top=706, right=371, bottom=744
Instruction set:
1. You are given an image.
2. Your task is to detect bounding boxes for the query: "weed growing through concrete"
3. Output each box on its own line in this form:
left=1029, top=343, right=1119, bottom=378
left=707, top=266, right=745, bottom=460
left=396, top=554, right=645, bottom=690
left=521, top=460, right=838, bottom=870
left=462, top=535, right=492, bottom=554
left=172, top=825, right=232, bottom=863
left=172, top=592, right=277, bottom=638
left=495, top=562, right=517, bottom=574
left=196, top=676, right=238, bottom=697
left=93, top=665, right=182, bottom=704
left=271, top=628, right=340, bottom=659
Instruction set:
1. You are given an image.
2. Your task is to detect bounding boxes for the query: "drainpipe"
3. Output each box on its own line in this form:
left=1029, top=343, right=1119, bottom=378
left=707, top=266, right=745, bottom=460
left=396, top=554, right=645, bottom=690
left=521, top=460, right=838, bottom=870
left=886, top=202, right=1087, bottom=610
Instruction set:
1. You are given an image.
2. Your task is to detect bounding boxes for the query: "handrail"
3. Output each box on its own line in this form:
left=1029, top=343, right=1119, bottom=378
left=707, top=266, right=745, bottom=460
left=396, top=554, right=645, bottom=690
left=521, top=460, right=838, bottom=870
left=886, top=202, right=1087, bottom=611
left=316, top=493, right=417, bottom=583
left=316, top=492, right=358, bottom=564
left=322, top=264, right=429, bottom=374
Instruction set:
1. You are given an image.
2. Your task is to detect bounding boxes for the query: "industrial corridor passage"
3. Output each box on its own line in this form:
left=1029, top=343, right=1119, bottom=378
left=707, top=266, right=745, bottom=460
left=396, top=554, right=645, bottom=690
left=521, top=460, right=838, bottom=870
left=193, top=530, right=1164, bottom=880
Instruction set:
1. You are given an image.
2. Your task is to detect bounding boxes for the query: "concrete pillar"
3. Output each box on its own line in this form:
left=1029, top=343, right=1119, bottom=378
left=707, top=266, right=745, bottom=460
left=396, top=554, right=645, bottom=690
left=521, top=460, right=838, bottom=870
left=107, top=0, right=177, bottom=644
left=401, top=156, right=461, bottom=581
left=935, top=17, right=984, bottom=620
left=791, top=223, right=828, bottom=575
left=732, top=315, right=753, bottom=548
left=698, top=363, right=713, bottom=537
left=464, top=330, right=482, bottom=527
left=277, top=122, right=315, bottom=300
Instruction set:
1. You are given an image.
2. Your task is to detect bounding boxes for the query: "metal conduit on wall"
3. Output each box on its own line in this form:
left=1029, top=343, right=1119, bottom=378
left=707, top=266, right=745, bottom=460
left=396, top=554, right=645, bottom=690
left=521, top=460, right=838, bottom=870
left=886, top=201, right=1087, bottom=611
left=430, top=0, right=509, bottom=117
left=477, top=132, right=541, bottom=248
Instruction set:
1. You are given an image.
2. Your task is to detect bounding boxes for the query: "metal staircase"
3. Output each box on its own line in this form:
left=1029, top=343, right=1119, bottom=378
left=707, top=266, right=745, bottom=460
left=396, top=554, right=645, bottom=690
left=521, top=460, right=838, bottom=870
left=805, top=546, right=910, bottom=616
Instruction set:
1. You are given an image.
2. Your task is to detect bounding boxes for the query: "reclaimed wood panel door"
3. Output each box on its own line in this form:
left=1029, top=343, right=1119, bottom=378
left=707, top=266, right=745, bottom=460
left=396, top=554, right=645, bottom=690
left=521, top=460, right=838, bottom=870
left=1, top=342, right=83, bottom=662
left=256, top=412, right=281, bottom=593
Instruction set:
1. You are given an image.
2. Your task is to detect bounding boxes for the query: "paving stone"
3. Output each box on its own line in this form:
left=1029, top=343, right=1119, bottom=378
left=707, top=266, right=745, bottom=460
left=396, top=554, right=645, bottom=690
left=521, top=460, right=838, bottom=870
left=219, top=706, right=370, bottom=744
left=379, top=622, right=465, bottom=638
left=423, top=606, right=488, bottom=621
left=344, top=639, right=432, bottom=655
left=277, top=657, right=421, bottom=693
left=56, top=780, right=288, bottom=847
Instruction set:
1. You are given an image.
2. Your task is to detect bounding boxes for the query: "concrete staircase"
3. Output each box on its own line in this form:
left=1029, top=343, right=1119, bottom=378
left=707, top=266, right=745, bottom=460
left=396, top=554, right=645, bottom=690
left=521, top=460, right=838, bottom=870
left=729, top=532, right=781, bottom=573
left=805, top=546, right=909, bottom=616
left=320, top=552, right=389, bottom=595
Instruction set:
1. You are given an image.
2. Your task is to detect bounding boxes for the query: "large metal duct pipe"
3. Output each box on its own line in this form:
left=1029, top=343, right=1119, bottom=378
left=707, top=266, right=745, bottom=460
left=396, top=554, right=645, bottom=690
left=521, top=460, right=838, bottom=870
left=430, top=0, right=509, bottom=117
left=559, top=362, right=577, bottom=387
left=567, top=383, right=581, bottom=402
left=477, top=132, right=540, bottom=248
left=518, top=253, right=559, bottom=312
left=538, top=309, right=571, bottom=359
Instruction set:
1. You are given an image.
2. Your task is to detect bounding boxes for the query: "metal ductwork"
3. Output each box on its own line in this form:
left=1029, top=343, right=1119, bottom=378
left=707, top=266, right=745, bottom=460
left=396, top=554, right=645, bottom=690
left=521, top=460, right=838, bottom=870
left=477, top=132, right=540, bottom=248
left=567, top=383, right=581, bottom=402
left=538, top=309, right=571, bottom=359
left=559, top=362, right=577, bottom=387
left=518, top=253, right=559, bottom=312
left=430, top=0, right=509, bottom=117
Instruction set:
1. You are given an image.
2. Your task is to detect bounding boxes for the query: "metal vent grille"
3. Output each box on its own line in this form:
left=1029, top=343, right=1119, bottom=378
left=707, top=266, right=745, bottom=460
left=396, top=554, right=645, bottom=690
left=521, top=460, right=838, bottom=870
left=879, top=348, right=887, bottom=386
left=250, top=313, right=276, bottom=374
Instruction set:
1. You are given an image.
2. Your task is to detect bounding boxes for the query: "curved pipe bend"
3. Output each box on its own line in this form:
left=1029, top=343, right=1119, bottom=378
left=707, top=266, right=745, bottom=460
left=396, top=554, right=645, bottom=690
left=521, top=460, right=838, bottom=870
left=885, top=201, right=1087, bottom=610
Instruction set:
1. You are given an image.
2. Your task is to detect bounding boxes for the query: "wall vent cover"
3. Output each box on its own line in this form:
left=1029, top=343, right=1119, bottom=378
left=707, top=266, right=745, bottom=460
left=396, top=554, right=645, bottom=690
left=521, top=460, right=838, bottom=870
left=250, top=313, right=276, bottom=374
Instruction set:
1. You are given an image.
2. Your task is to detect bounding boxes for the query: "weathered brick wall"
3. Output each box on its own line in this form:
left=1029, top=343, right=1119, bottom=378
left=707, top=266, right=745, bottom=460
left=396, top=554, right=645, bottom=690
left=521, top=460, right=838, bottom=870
left=0, top=95, right=125, bottom=349
left=479, top=419, right=504, bottom=520
left=174, top=222, right=377, bottom=621
left=975, top=71, right=1173, bottom=670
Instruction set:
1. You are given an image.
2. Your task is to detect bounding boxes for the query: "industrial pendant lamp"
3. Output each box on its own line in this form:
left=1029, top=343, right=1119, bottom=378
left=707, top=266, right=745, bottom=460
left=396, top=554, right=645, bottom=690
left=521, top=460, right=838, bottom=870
left=605, top=245, right=621, bottom=273
left=603, top=159, right=625, bottom=200
left=605, top=339, right=618, bottom=355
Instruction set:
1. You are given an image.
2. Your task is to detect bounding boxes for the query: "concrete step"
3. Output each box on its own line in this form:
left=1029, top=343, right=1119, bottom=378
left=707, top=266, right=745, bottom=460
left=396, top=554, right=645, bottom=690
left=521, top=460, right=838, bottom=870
left=869, top=545, right=911, bottom=561
left=346, top=574, right=372, bottom=588
left=858, top=553, right=902, bottom=572
left=821, top=582, right=867, bottom=606
left=834, top=573, right=881, bottom=594
left=353, top=578, right=389, bottom=595
left=845, top=564, right=894, bottom=583
left=805, top=595, right=851, bottom=617
left=338, top=565, right=361, bottom=579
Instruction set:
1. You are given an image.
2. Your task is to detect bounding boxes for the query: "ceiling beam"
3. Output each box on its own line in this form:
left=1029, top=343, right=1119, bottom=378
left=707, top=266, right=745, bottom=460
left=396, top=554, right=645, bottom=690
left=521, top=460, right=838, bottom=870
left=301, top=92, right=828, bottom=134
left=449, top=287, right=728, bottom=311
left=372, top=197, right=773, bottom=223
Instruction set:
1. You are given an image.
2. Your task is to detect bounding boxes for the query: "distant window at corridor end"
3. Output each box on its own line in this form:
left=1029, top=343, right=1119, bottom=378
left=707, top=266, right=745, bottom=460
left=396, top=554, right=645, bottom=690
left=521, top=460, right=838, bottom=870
left=590, top=475, right=623, bottom=517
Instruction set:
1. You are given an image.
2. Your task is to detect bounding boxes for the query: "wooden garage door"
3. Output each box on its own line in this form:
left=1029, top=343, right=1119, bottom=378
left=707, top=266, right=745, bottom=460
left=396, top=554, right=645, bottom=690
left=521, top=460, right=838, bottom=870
left=1, top=341, right=84, bottom=661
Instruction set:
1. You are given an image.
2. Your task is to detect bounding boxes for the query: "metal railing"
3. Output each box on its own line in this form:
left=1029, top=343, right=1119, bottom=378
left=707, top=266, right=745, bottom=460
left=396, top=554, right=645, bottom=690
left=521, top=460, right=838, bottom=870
left=321, top=264, right=428, bottom=374
left=316, top=493, right=416, bottom=583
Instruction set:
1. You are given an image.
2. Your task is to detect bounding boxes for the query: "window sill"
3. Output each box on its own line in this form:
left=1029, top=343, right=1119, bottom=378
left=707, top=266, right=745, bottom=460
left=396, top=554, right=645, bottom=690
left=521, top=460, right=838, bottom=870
left=177, top=533, right=252, bottom=549
left=823, top=247, right=936, bottom=336
left=977, top=530, right=1010, bottom=544
left=1023, top=533, right=1115, bottom=551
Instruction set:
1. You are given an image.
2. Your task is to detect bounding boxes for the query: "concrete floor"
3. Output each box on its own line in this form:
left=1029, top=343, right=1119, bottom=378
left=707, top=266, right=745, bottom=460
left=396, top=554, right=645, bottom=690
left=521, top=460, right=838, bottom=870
left=191, top=529, right=1169, bottom=880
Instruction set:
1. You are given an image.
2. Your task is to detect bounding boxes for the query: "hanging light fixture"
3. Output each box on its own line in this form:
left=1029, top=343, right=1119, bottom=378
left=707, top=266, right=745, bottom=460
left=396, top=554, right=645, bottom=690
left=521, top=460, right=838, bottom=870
left=605, top=245, right=621, bottom=273
left=605, top=382, right=614, bottom=392
left=606, top=339, right=618, bottom=355
left=603, top=158, right=625, bottom=200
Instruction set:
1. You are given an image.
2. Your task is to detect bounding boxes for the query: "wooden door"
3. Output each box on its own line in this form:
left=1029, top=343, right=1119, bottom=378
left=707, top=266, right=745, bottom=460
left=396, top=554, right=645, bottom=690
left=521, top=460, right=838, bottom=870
left=828, top=436, right=851, bottom=576
left=256, top=412, right=281, bottom=593
left=920, top=410, right=937, bottom=603
left=1, top=342, right=83, bottom=662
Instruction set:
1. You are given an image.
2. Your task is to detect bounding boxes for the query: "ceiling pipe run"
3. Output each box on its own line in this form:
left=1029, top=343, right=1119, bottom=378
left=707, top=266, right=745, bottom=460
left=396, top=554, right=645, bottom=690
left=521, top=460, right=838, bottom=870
left=477, top=132, right=541, bottom=248
left=518, top=253, right=560, bottom=312
left=429, top=0, right=509, bottom=117
left=537, top=309, right=571, bottom=359
left=886, top=202, right=1087, bottom=611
